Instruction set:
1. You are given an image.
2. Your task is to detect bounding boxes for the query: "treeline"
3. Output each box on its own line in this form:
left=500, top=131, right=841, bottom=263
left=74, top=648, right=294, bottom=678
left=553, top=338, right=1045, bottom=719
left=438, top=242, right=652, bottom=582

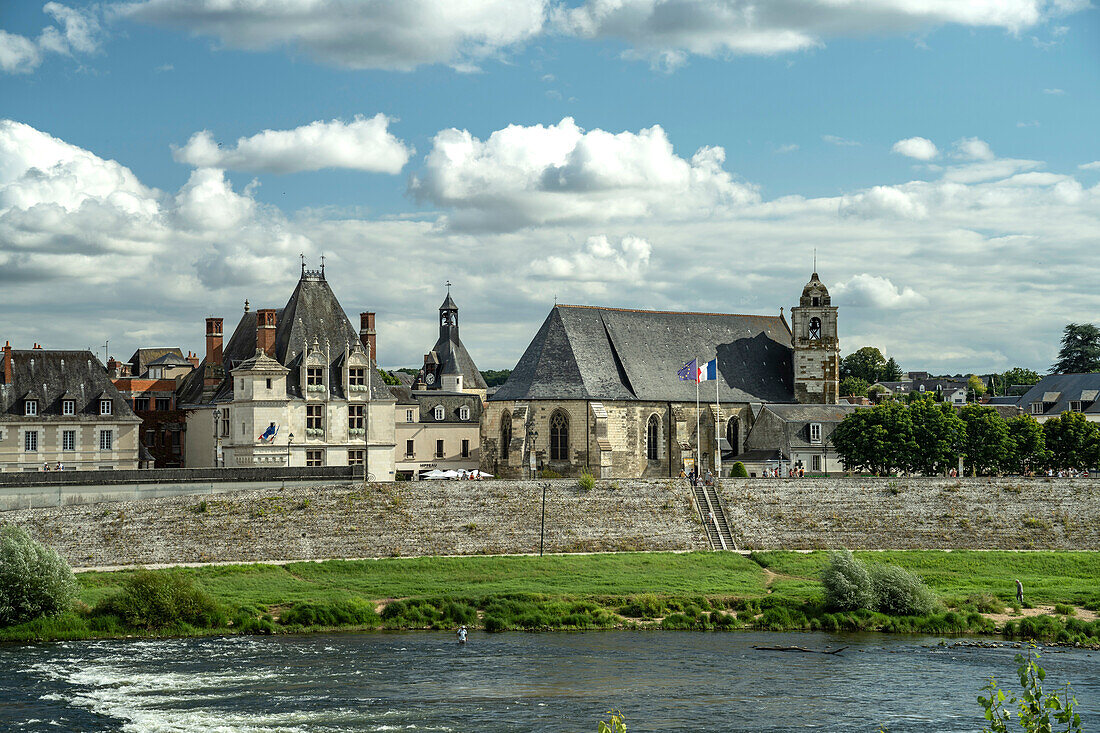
left=831, top=394, right=1100, bottom=476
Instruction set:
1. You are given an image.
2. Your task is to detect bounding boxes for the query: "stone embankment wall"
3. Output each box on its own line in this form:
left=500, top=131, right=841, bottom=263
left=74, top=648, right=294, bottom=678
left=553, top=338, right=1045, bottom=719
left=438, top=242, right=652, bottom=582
left=718, top=477, right=1100, bottom=550
left=8, top=479, right=705, bottom=568
left=4, top=477, right=1098, bottom=568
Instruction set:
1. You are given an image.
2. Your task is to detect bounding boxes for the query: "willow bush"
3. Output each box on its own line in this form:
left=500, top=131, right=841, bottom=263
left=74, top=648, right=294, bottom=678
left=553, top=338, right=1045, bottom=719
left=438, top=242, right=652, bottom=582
left=0, top=524, right=77, bottom=627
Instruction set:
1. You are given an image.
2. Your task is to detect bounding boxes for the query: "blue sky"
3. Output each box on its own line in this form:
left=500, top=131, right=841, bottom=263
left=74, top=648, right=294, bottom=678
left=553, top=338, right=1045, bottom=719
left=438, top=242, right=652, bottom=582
left=1, top=1, right=1098, bottom=372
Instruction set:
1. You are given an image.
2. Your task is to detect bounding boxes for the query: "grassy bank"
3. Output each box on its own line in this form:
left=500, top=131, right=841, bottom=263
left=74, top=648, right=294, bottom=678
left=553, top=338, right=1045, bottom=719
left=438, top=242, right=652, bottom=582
left=3, top=551, right=1099, bottom=644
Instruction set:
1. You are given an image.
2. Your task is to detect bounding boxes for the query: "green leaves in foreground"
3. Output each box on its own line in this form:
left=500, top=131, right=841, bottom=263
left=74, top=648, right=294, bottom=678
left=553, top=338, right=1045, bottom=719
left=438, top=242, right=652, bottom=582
left=598, top=711, right=626, bottom=733
left=0, top=524, right=77, bottom=627
left=978, top=646, right=1082, bottom=733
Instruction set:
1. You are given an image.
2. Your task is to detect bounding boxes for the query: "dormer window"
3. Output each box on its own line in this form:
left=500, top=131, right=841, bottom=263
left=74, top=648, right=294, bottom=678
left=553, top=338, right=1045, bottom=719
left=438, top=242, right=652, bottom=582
left=307, top=367, right=324, bottom=392
left=349, top=367, right=365, bottom=387
left=1030, top=402, right=1044, bottom=415
left=100, top=399, right=112, bottom=415
left=62, top=400, right=74, bottom=416
left=809, top=423, right=822, bottom=443
left=24, top=400, right=37, bottom=416
left=406, top=409, right=415, bottom=423
left=459, top=406, right=471, bottom=421
left=433, top=405, right=444, bottom=421
left=1070, top=401, right=1083, bottom=412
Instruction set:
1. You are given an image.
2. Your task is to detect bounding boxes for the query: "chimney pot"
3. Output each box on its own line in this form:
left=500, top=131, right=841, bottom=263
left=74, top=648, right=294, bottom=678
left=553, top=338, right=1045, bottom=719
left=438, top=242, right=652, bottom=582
left=257, top=308, right=277, bottom=357
left=2, top=341, right=11, bottom=385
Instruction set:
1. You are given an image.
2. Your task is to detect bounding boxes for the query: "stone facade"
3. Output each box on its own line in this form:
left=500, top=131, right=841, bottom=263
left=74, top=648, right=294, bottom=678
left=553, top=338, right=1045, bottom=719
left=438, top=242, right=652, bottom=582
left=790, top=272, right=840, bottom=404
left=482, top=398, right=752, bottom=479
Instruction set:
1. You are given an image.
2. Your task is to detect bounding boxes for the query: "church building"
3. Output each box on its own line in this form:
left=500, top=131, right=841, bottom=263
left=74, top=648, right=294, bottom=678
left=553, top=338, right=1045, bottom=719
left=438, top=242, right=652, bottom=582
left=481, top=272, right=840, bottom=478
left=178, top=263, right=396, bottom=478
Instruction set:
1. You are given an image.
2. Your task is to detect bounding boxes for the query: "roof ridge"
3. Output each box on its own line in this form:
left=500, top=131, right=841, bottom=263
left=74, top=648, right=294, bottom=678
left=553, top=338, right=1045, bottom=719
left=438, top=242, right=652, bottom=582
left=555, top=304, right=781, bottom=319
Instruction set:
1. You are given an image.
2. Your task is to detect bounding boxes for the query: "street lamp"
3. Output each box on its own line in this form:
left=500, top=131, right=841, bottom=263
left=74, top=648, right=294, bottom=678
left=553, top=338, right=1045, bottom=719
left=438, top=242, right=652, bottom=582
left=212, top=408, right=221, bottom=468
left=287, top=432, right=294, bottom=466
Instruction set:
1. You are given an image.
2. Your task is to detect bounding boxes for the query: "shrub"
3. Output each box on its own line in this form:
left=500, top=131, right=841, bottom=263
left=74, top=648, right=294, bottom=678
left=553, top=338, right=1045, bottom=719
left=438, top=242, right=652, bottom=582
left=538, top=469, right=562, bottom=479
left=619, top=594, right=665, bottom=618
left=578, top=471, right=596, bottom=491
left=869, top=564, right=939, bottom=616
left=821, top=550, right=875, bottom=612
left=965, top=594, right=1005, bottom=614
left=281, top=599, right=380, bottom=628
left=94, top=569, right=223, bottom=630
left=729, top=462, right=748, bottom=478
left=0, top=524, right=77, bottom=627
left=1053, top=604, right=1074, bottom=616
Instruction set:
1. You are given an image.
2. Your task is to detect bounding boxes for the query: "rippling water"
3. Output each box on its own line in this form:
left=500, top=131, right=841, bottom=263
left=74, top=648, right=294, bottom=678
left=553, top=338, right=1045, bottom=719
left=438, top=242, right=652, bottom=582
left=2, top=631, right=1098, bottom=732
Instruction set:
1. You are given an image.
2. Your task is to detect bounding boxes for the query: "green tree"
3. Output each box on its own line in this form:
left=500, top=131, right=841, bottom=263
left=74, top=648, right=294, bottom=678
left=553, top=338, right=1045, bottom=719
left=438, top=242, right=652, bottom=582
left=881, top=357, right=904, bottom=382
left=0, top=525, right=77, bottom=627
left=958, top=404, right=1009, bottom=476
left=840, top=347, right=888, bottom=383
left=907, top=399, right=965, bottom=475
left=832, top=402, right=913, bottom=475
left=821, top=550, right=875, bottom=611
left=968, top=374, right=988, bottom=401
left=978, top=646, right=1082, bottom=733
left=1051, top=323, right=1100, bottom=374
left=377, top=369, right=400, bottom=386
left=992, top=367, right=1043, bottom=396
left=480, top=369, right=512, bottom=387
left=839, top=376, right=870, bottom=397
left=1003, top=415, right=1048, bottom=475
left=1043, top=411, right=1100, bottom=471
left=729, top=461, right=748, bottom=478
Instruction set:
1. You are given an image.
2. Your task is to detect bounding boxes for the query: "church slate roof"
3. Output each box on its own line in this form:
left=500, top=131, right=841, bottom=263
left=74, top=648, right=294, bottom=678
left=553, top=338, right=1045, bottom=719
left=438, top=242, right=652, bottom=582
left=177, top=273, right=393, bottom=406
left=1, top=350, right=140, bottom=422
left=491, top=305, right=795, bottom=403
left=1016, top=373, right=1100, bottom=417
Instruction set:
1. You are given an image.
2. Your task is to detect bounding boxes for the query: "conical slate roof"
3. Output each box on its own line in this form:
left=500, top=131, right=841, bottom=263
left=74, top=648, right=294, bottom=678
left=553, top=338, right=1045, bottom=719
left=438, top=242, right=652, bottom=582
left=490, top=305, right=794, bottom=403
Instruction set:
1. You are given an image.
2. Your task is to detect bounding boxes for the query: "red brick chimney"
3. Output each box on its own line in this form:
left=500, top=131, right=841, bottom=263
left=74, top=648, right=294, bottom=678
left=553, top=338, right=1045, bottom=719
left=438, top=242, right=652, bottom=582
left=360, top=312, right=376, bottom=364
left=186, top=351, right=200, bottom=369
left=256, top=309, right=277, bottom=357
left=204, top=318, right=224, bottom=387
left=2, top=341, right=11, bottom=385
left=107, top=356, right=118, bottom=376
left=205, top=318, right=223, bottom=366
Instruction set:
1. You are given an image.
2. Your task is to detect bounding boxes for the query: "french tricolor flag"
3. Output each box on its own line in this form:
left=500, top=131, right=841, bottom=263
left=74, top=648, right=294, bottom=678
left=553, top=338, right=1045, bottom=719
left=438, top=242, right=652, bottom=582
left=697, top=358, right=717, bottom=382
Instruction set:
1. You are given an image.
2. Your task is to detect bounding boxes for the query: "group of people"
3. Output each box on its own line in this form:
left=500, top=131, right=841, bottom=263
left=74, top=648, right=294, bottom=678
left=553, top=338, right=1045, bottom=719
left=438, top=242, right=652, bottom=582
left=42, top=462, right=63, bottom=471
left=1045, top=468, right=1090, bottom=478
left=680, top=468, right=715, bottom=487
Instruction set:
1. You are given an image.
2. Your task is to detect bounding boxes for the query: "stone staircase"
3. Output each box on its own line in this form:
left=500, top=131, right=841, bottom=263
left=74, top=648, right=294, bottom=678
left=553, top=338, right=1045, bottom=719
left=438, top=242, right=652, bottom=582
left=691, top=482, right=735, bottom=551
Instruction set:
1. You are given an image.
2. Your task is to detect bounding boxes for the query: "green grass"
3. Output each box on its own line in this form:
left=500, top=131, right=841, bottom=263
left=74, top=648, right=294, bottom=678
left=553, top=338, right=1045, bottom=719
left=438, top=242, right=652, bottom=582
left=4, top=550, right=1099, bottom=643
left=752, top=551, right=1100, bottom=607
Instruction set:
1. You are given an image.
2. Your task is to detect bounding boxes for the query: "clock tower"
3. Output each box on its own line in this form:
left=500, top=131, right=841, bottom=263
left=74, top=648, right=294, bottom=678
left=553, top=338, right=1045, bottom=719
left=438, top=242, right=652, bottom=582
left=414, top=286, right=489, bottom=398
left=790, top=271, right=840, bottom=404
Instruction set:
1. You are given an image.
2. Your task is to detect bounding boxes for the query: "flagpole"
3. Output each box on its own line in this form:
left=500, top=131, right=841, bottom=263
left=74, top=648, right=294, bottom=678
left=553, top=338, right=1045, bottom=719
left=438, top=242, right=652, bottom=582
left=695, top=358, right=701, bottom=478
left=715, top=355, right=721, bottom=479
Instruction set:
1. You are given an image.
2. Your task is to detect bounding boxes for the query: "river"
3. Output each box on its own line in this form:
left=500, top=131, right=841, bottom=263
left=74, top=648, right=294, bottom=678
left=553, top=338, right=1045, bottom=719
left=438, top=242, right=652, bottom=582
left=2, top=631, right=1098, bottom=732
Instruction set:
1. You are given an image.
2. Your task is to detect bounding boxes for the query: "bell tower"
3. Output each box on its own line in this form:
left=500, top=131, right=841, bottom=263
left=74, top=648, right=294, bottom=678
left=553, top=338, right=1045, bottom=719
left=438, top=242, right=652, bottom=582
left=791, top=271, right=840, bottom=404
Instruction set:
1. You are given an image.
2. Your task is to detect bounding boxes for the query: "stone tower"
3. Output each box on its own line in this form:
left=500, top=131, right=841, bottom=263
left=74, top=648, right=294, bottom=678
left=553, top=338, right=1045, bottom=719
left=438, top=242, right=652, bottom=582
left=791, top=272, right=840, bottom=404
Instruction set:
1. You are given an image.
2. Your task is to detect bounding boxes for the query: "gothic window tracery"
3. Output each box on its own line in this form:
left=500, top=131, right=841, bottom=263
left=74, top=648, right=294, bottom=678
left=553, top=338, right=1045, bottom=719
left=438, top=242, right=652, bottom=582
left=646, top=414, right=660, bottom=460
left=500, top=412, right=511, bottom=460
left=549, top=410, right=569, bottom=461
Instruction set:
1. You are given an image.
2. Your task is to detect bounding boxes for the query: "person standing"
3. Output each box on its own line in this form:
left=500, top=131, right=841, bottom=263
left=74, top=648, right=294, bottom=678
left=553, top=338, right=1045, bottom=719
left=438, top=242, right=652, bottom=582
left=457, top=625, right=468, bottom=644
left=1015, top=579, right=1024, bottom=605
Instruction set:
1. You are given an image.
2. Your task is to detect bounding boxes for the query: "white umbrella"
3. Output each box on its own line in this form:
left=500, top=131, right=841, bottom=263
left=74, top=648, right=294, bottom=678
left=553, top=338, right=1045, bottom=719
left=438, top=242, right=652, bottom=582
left=441, top=470, right=462, bottom=479
left=421, top=469, right=447, bottom=480
left=473, top=470, right=493, bottom=478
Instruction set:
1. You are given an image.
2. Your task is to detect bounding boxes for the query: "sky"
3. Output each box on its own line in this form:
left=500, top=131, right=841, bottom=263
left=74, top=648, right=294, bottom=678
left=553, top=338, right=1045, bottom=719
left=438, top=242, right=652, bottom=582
left=1, top=1, right=1098, bottom=374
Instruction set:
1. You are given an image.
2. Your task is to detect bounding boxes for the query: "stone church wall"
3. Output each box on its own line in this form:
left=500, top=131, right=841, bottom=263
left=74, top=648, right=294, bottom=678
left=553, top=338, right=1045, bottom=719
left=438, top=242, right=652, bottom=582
left=6, top=477, right=1098, bottom=569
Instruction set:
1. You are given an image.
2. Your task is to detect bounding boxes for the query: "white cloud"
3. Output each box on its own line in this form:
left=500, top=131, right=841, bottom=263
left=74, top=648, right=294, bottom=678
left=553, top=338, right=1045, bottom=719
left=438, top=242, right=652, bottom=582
left=121, top=0, right=547, bottom=71
left=832, top=274, right=926, bottom=309
left=554, top=0, right=1084, bottom=65
left=0, top=4, right=102, bottom=74
left=1043, top=87, right=1065, bottom=94
left=411, top=117, right=758, bottom=231
left=952, top=137, right=996, bottom=161
left=1017, top=120, right=1041, bottom=128
left=529, top=234, right=651, bottom=281
left=775, top=143, right=799, bottom=154
left=3, top=118, right=1100, bottom=378
left=823, top=135, right=860, bottom=147
left=1079, top=161, right=1100, bottom=171
left=172, top=116, right=413, bottom=174
left=892, top=137, right=938, bottom=161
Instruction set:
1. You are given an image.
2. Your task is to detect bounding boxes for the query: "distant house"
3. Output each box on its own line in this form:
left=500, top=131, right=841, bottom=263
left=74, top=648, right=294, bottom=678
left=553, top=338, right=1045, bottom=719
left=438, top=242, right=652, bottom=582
left=872, top=377, right=968, bottom=405
left=0, top=344, right=141, bottom=471
left=1015, top=374, right=1100, bottom=423
left=737, top=403, right=861, bottom=476
left=112, top=348, right=195, bottom=468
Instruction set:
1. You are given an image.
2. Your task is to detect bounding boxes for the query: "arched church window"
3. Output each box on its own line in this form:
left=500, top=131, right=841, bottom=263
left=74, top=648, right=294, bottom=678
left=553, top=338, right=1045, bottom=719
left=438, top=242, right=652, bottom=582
left=500, top=412, right=511, bottom=460
left=726, top=418, right=739, bottom=456
left=646, top=414, right=660, bottom=460
left=812, top=297, right=820, bottom=307
left=809, top=317, right=822, bottom=340
left=549, top=410, right=569, bottom=461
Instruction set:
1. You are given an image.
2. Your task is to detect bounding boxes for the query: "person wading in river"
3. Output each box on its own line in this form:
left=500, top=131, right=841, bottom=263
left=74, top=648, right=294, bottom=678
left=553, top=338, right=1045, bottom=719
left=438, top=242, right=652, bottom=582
left=457, top=625, right=468, bottom=644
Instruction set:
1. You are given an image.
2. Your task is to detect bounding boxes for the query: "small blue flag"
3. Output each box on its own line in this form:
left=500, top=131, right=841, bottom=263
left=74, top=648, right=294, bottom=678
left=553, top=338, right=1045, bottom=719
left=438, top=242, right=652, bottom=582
left=677, top=359, right=697, bottom=381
